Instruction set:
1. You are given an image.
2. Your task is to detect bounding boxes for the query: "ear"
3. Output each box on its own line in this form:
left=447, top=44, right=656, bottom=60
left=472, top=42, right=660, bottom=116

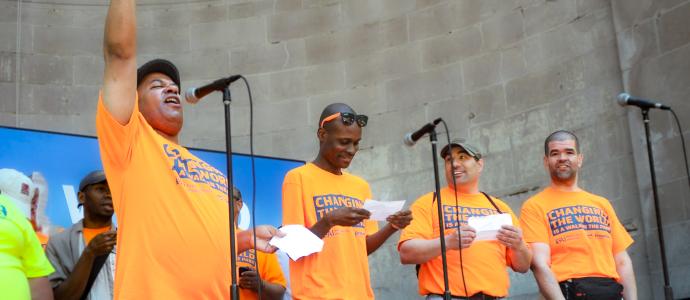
left=317, top=127, right=327, bottom=143
left=78, top=191, right=86, bottom=206
left=477, top=158, right=485, bottom=172
left=576, top=153, right=583, bottom=168
left=543, top=155, right=549, bottom=171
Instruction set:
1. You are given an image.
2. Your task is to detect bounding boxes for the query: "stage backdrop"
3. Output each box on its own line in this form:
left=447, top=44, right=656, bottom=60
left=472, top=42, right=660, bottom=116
left=0, top=126, right=303, bottom=231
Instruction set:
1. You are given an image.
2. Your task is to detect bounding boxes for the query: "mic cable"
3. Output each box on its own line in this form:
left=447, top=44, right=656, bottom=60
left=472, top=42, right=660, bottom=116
left=244, top=76, right=264, bottom=300
left=670, top=109, right=690, bottom=195
left=438, top=119, right=469, bottom=298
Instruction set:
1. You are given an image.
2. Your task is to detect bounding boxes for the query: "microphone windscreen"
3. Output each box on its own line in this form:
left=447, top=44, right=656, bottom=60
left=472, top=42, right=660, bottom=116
left=185, top=87, right=199, bottom=104
left=616, top=93, right=630, bottom=106
left=403, top=133, right=415, bottom=147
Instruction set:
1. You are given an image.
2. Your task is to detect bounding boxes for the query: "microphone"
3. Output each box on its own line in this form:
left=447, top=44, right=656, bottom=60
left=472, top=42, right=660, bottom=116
left=404, top=118, right=443, bottom=146
left=617, top=93, right=670, bottom=110
left=185, top=75, right=242, bottom=104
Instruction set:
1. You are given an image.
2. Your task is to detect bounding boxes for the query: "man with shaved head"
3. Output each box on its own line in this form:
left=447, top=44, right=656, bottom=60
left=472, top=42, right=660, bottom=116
left=520, top=130, right=637, bottom=300
left=282, top=103, right=413, bottom=299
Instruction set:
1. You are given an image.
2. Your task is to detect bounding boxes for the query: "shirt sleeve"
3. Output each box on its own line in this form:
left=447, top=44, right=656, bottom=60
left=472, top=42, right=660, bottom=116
left=95, top=91, right=140, bottom=171
left=519, top=200, right=549, bottom=244
left=21, top=220, right=55, bottom=278
left=398, top=194, right=433, bottom=249
left=603, top=201, right=634, bottom=254
left=282, top=171, right=306, bottom=226
left=44, top=236, right=67, bottom=288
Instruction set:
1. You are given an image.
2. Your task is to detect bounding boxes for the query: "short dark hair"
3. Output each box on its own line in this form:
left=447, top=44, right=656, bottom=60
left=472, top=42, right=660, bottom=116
left=318, top=103, right=356, bottom=130
left=544, top=130, right=579, bottom=155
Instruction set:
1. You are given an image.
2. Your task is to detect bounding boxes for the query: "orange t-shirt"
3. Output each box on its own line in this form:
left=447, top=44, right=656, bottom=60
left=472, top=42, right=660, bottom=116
left=236, top=248, right=287, bottom=300
left=282, top=163, right=378, bottom=300
left=399, top=187, right=519, bottom=297
left=35, top=231, right=49, bottom=251
left=96, top=94, right=231, bottom=299
left=519, top=187, right=633, bottom=282
left=82, top=226, right=111, bottom=245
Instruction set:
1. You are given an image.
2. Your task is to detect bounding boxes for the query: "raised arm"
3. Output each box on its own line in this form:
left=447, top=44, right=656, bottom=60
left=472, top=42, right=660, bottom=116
left=102, top=0, right=138, bottom=124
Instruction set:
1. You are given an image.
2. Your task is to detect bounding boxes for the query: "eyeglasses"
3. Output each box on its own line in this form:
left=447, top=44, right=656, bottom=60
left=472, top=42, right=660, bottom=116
left=319, top=112, right=368, bottom=128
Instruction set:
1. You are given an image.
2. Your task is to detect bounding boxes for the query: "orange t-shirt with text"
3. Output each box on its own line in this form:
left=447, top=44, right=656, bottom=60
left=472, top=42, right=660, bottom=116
left=519, top=187, right=633, bottom=282
left=399, top=187, right=519, bottom=297
left=282, top=163, right=378, bottom=300
left=236, top=248, right=286, bottom=300
left=96, top=94, right=231, bottom=299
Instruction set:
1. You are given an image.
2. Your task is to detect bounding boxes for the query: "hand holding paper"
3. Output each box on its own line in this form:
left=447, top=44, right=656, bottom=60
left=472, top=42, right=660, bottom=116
left=363, top=200, right=405, bottom=221
left=496, top=224, right=524, bottom=249
left=467, top=213, right=512, bottom=241
left=386, top=209, right=412, bottom=230
left=269, top=225, right=324, bottom=261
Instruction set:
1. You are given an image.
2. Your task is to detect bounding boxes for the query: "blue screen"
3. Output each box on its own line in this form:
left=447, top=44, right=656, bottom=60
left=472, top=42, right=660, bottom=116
left=0, top=126, right=303, bottom=231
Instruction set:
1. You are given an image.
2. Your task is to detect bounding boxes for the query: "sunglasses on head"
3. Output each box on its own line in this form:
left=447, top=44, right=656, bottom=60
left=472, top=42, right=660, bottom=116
left=320, top=112, right=368, bottom=128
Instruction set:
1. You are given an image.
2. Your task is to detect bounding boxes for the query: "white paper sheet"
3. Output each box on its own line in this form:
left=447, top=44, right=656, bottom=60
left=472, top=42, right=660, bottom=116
left=363, top=200, right=406, bottom=221
left=467, top=213, right=512, bottom=241
left=269, top=225, right=324, bottom=261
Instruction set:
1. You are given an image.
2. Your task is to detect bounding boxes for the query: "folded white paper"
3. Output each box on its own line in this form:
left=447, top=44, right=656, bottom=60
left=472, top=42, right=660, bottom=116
left=467, top=213, right=512, bottom=241
left=269, top=225, right=324, bottom=261
left=363, top=200, right=406, bottom=221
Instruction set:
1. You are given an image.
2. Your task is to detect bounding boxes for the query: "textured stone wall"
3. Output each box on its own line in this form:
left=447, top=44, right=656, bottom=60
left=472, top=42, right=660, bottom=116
left=2, top=0, right=689, bottom=298
left=612, top=0, right=690, bottom=298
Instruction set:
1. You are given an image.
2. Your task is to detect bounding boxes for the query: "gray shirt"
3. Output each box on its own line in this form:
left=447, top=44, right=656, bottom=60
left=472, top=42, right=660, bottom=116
left=45, top=220, right=114, bottom=300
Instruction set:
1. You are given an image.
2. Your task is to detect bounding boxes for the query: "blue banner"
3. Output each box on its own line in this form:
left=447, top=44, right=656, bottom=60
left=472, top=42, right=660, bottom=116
left=0, top=126, right=303, bottom=232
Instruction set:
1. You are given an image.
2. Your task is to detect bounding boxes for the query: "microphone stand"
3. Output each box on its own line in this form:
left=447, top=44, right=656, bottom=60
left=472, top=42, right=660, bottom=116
left=640, top=108, right=673, bottom=300
left=429, top=129, right=452, bottom=300
left=224, top=86, right=240, bottom=300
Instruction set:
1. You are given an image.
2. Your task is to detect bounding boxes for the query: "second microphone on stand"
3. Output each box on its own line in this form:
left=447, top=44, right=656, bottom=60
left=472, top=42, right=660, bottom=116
left=404, top=118, right=443, bottom=147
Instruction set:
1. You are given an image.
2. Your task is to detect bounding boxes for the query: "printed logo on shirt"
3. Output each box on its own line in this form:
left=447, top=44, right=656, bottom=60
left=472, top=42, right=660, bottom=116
left=313, top=194, right=366, bottom=236
left=164, top=144, right=228, bottom=197
left=0, top=204, right=7, bottom=218
left=547, top=205, right=611, bottom=237
left=442, top=205, right=499, bottom=229
left=238, top=249, right=257, bottom=270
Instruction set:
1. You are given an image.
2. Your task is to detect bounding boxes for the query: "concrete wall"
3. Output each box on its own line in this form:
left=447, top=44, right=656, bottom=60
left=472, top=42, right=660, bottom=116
left=1, top=0, right=688, bottom=298
left=612, top=0, right=690, bottom=298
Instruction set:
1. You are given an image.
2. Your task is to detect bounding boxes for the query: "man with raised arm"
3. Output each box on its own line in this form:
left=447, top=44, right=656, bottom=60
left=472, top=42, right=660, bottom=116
left=98, top=0, right=281, bottom=298
left=520, top=130, right=637, bottom=300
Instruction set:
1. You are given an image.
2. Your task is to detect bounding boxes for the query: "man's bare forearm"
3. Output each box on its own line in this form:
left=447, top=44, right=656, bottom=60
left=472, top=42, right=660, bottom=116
left=53, top=250, right=97, bottom=300
left=309, top=217, right=332, bottom=239
left=259, top=281, right=286, bottom=300
left=104, top=0, right=136, bottom=60
left=532, top=263, right=565, bottom=300
left=102, top=0, right=138, bottom=124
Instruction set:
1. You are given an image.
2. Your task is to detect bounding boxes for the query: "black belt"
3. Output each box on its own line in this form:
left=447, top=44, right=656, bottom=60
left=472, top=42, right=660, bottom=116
left=428, top=293, right=499, bottom=300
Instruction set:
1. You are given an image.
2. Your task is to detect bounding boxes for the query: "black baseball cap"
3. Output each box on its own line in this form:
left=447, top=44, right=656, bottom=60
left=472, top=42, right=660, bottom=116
left=79, top=170, right=107, bottom=192
left=440, top=139, right=482, bottom=160
left=137, top=58, right=181, bottom=88
left=232, top=186, right=242, bottom=201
